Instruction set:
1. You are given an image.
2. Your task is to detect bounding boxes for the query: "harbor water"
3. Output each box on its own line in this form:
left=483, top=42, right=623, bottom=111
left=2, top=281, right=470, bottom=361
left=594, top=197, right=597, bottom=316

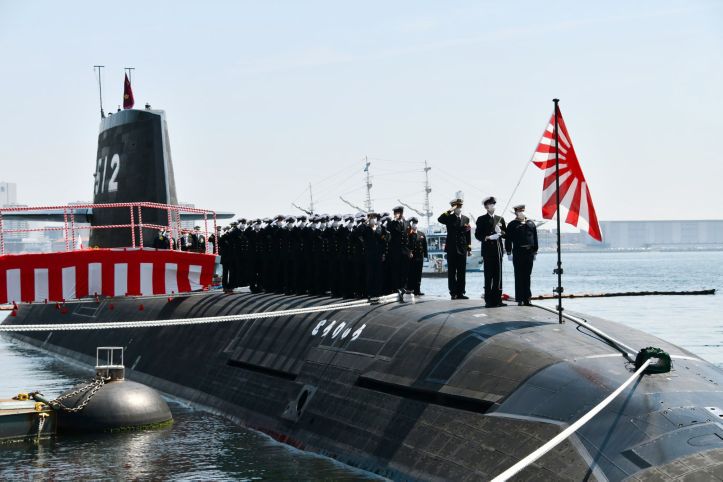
left=0, top=251, right=720, bottom=479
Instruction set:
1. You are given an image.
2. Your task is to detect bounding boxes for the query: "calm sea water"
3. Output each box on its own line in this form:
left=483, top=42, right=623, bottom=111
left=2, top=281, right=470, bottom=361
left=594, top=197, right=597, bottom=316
left=0, top=251, right=720, bottom=479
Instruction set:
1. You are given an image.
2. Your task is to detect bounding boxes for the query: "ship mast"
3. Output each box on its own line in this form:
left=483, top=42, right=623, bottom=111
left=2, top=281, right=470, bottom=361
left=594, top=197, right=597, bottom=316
left=423, top=160, right=433, bottom=232
left=363, top=156, right=372, bottom=212
left=308, top=182, right=314, bottom=214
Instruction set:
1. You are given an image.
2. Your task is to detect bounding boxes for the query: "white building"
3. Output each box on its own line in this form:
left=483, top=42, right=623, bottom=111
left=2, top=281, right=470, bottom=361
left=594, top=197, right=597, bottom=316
left=585, top=220, right=723, bottom=249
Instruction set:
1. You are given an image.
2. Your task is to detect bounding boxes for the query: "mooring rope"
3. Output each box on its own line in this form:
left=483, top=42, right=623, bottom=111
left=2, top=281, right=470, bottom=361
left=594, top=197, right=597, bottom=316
left=491, top=358, right=652, bottom=482
left=0, top=294, right=399, bottom=332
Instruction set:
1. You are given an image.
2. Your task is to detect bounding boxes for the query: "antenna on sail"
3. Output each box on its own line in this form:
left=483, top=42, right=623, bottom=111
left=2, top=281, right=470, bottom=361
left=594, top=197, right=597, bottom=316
left=124, top=67, right=135, bottom=83
left=93, top=65, right=105, bottom=119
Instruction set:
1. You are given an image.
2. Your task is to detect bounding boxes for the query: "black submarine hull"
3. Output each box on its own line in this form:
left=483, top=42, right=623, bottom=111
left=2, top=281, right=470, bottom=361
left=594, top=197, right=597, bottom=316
left=4, top=293, right=723, bottom=480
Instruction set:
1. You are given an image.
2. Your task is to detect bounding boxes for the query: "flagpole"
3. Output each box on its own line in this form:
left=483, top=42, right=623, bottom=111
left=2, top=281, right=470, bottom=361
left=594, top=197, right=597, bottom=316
left=553, top=98, right=564, bottom=324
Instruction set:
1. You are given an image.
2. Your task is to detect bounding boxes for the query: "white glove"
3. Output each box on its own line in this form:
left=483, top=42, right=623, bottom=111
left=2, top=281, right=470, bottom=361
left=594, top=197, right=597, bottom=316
left=507, top=254, right=513, bottom=261
left=489, top=233, right=500, bottom=241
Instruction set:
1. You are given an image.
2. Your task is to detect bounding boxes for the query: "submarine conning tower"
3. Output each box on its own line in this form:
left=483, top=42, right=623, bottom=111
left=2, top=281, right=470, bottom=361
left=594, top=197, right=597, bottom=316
left=91, top=108, right=179, bottom=248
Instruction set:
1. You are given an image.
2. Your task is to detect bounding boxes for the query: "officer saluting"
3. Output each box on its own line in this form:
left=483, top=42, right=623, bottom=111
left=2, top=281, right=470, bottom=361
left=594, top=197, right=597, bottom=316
left=475, top=196, right=507, bottom=307
left=438, top=198, right=472, bottom=300
left=505, top=204, right=538, bottom=306
left=406, top=217, right=427, bottom=296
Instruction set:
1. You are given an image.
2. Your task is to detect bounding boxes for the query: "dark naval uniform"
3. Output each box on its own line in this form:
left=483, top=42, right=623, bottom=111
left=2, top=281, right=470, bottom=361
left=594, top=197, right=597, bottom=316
left=505, top=218, right=538, bottom=305
left=362, top=222, right=386, bottom=298
left=438, top=208, right=471, bottom=299
left=475, top=213, right=507, bottom=307
left=219, top=230, right=232, bottom=291
left=387, top=214, right=410, bottom=294
left=406, top=228, right=427, bottom=296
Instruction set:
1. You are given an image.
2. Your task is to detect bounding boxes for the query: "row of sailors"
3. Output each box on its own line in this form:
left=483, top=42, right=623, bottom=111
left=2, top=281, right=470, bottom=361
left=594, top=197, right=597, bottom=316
left=215, top=207, right=428, bottom=298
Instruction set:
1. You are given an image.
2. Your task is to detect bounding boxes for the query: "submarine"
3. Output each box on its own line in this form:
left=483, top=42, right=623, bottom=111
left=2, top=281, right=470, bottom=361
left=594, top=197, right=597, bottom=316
left=2, top=106, right=723, bottom=481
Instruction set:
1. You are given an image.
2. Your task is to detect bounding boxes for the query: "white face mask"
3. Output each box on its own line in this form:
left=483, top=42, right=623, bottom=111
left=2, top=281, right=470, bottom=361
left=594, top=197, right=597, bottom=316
left=410, top=222, right=418, bottom=229
left=239, top=223, right=247, bottom=230
left=253, top=224, right=260, bottom=231
left=369, top=218, right=378, bottom=227
left=486, top=204, right=496, bottom=214
left=332, top=220, right=339, bottom=228
left=345, top=220, right=353, bottom=228
left=516, top=211, right=525, bottom=220
left=453, top=207, right=462, bottom=216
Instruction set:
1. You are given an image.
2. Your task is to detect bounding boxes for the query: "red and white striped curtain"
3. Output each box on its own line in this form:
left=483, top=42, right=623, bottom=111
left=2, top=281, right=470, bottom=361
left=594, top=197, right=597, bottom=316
left=0, top=248, right=215, bottom=304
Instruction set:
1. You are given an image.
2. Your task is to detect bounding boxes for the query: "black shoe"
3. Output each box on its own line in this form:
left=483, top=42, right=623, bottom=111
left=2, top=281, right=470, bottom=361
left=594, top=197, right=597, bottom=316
left=484, top=304, right=495, bottom=308
left=518, top=301, right=524, bottom=306
left=414, top=292, right=424, bottom=296
left=450, top=294, right=457, bottom=300
left=523, top=301, right=532, bottom=306
left=457, top=295, right=469, bottom=300
left=496, top=303, right=508, bottom=307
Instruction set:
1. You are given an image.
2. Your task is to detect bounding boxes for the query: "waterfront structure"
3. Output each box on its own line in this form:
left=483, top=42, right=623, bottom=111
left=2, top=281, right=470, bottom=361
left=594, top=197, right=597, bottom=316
left=588, top=220, right=723, bottom=249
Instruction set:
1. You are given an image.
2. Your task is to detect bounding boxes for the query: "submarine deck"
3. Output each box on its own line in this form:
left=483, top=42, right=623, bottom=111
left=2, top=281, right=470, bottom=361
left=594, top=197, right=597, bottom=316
left=2, top=290, right=722, bottom=480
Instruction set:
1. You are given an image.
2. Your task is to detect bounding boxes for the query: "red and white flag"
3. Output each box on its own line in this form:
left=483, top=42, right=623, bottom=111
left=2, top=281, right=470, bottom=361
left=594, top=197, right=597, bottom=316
left=532, top=106, right=603, bottom=241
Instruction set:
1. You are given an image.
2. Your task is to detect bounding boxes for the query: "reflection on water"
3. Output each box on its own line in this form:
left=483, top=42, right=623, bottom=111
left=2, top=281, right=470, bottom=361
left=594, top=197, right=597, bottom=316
left=0, top=339, right=380, bottom=481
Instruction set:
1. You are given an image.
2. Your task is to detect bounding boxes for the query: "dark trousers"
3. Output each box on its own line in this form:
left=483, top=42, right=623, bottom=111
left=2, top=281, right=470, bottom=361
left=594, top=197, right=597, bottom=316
left=447, top=253, right=467, bottom=296
left=355, top=258, right=367, bottom=298
left=483, top=242, right=504, bottom=306
left=366, top=257, right=383, bottom=298
left=389, top=254, right=408, bottom=293
left=329, top=259, right=341, bottom=297
left=221, top=263, right=231, bottom=290
left=407, top=260, right=423, bottom=294
left=512, top=249, right=535, bottom=303
left=294, top=256, right=307, bottom=294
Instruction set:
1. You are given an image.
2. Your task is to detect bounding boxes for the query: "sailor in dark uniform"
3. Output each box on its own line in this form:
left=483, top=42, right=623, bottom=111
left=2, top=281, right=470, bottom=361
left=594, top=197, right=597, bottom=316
left=505, top=204, right=538, bottom=306
left=438, top=198, right=472, bottom=300
left=248, top=219, right=263, bottom=293
left=340, top=214, right=355, bottom=298
left=292, top=215, right=307, bottom=295
left=352, top=213, right=367, bottom=298
left=270, top=215, right=286, bottom=293
left=406, top=217, right=427, bottom=296
left=260, top=217, right=275, bottom=292
left=387, top=206, right=410, bottom=296
left=233, top=218, right=250, bottom=288
left=281, top=216, right=296, bottom=295
left=303, top=215, right=317, bottom=295
left=362, top=212, right=386, bottom=298
left=326, top=215, right=343, bottom=298
left=475, top=196, right=507, bottom=307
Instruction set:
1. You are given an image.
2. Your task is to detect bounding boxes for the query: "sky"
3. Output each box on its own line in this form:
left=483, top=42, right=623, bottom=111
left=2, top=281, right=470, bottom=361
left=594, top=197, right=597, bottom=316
left=1, top=1, right=722, bottom=230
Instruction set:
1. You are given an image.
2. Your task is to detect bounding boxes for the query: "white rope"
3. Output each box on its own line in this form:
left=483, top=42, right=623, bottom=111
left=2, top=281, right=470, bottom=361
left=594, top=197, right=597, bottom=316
left=0, top=294, right=399, bottom=332
left=491, top=358, right=651, bottom=482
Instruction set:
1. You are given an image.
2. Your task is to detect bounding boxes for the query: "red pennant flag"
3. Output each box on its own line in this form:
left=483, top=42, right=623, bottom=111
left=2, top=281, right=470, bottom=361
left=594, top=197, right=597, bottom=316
left=531, top=107, right=603, bottom=241
left=123, top=73, right=134, bottom=109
